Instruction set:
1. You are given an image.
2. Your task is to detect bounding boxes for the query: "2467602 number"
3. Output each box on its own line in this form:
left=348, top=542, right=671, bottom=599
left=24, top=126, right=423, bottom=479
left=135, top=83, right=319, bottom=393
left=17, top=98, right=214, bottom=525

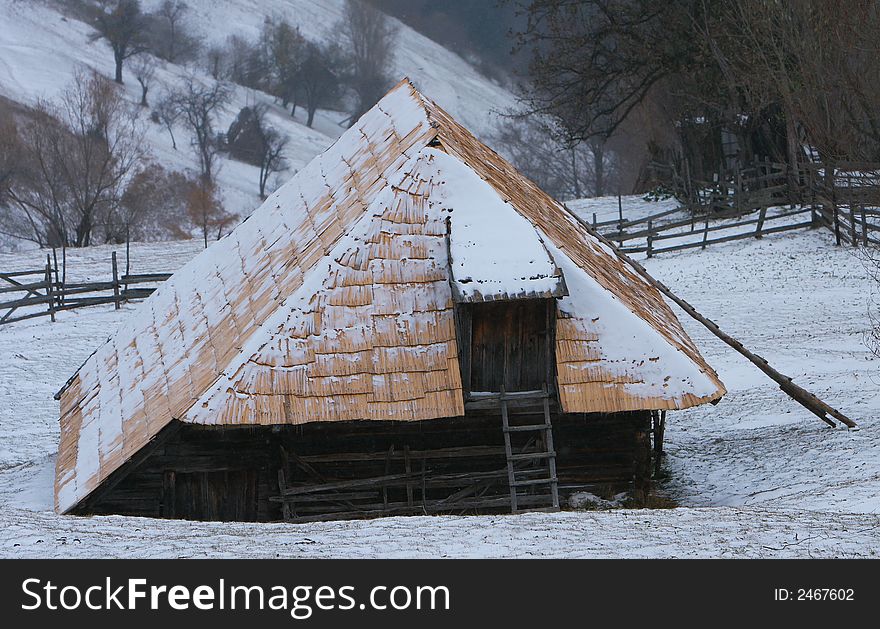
left=797, top=589, right=854, bottom=601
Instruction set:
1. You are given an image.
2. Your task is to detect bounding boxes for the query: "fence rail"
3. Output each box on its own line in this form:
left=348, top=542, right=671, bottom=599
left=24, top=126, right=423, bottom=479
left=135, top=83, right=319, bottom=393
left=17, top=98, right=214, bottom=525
left=589, top=160, right=880, bottom=256
left=0, top=251, right=170, bottom=327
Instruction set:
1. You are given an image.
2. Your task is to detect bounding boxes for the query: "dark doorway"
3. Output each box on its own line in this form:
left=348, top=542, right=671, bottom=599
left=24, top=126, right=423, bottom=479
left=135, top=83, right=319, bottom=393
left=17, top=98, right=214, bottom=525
left=164, top=470, right=259, bottom=521
left=467, top=299, right=553, bottom=393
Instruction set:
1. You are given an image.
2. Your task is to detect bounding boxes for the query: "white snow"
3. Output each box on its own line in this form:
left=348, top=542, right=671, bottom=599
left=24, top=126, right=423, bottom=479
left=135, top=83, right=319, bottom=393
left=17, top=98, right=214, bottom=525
left=441, top=150, right=564, bottom=300
left=1, top=212, right=878, bottom=557
left=543, top=237, right=720, bottom=401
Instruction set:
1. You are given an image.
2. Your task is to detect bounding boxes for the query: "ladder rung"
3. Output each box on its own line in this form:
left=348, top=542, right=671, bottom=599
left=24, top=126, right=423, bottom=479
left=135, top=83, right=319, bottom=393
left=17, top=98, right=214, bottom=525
left=503, top=423, right=551, bottom=433
left=508, top=451, right=556, bottom=461
left=513, top=467, right=549, bottom=476
left=511, top=477, right=557, bottom=487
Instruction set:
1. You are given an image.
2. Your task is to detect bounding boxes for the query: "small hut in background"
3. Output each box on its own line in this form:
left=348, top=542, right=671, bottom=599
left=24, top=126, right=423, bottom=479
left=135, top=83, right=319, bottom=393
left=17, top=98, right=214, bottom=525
left=54, top=80, right=725, bottom=522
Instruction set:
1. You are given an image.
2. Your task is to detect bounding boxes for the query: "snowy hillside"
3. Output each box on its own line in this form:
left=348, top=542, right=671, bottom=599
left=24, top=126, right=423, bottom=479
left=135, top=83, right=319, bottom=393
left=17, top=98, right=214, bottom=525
left=137, top=0, right=517, bottom=134
left=1, top=216, right=878, bottom=557
left=0, top=0, right=519, bottom=247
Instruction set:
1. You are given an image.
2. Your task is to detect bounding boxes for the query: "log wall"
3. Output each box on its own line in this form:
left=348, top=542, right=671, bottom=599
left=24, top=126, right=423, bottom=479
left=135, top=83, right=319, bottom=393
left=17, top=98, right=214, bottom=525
left=79, top=411, right=652, bottom=522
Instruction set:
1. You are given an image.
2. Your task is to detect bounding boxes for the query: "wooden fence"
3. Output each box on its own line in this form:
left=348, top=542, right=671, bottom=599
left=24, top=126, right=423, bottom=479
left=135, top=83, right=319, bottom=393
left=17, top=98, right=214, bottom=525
left=0, top=251, right=170, bottom=326
left=590, top=160, right=880, bottom=256
left=805, top=163, right=880, bottom=247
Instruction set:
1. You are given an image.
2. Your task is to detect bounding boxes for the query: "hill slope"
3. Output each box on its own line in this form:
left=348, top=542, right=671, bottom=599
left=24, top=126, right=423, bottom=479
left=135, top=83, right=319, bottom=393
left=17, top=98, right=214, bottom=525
left=0, top=0, right=519, bottom=249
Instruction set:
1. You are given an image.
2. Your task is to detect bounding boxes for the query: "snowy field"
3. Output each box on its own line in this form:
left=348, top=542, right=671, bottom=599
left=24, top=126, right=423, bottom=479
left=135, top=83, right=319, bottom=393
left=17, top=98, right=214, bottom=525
left=1, top=216, right=878, bottom=558
left=568, top=194, right=679, bottom=226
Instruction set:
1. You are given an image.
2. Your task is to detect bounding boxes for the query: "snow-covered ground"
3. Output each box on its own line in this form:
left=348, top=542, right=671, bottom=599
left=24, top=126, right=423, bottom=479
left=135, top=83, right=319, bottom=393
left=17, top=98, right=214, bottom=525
left=1, top=213, right=878, bottom=558
left=568, top=194, right=679, bottom=226
left=0, top=0, right=519, bottom=250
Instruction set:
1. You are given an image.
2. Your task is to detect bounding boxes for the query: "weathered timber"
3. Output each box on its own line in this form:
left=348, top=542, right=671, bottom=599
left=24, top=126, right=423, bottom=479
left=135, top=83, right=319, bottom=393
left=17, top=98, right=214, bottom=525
left=45, top=259, right=55, bottom=322
left=82, top=412, right=651, bottom=522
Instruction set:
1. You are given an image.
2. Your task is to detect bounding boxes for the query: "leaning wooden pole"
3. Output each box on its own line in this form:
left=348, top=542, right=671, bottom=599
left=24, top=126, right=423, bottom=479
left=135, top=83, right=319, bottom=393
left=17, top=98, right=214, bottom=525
left=565, top=205, right=858, bottom=429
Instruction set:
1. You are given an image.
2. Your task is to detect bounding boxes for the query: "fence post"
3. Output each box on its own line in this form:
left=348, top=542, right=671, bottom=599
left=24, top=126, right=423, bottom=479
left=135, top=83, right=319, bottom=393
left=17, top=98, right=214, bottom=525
left=862, top=207, right=869, bottom=246
left=735, top=165, right=742, bottom=214
left=592, top=212, right=597, bottom=230
left=755, top=206, right=766, bottom=239
left=807, top=166, right=817, bottom=227
left=850, top=205, right=858, bottom=247
left=702, top=217, right=709, bottom=250
left=51, top=248, right=60, bottom=309
left=45, top=256, right=55, bottom=323
left=61, top=245, right=66, bottom=307
left=647, top=219, right=653, bottom=259
left=112, top=251, right=121, bottom=310
left=833, top=205, right=841, bottom=246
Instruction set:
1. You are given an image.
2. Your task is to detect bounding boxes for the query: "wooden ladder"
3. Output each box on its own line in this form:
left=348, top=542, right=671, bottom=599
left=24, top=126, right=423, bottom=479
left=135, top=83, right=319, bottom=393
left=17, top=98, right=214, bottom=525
left=500, top=386, right=560, bottom=514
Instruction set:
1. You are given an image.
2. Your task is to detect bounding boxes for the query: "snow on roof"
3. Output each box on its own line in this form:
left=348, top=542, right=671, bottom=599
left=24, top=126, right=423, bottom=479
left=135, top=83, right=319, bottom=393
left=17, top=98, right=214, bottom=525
left=443, top=153, right=566, bottom=302
left=55, top=79, right=724, bottom=514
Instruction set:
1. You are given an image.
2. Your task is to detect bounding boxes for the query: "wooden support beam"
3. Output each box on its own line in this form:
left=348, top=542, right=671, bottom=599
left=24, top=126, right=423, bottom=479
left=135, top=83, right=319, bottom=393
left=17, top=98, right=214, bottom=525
left=564, top=205, right=858, bottom=429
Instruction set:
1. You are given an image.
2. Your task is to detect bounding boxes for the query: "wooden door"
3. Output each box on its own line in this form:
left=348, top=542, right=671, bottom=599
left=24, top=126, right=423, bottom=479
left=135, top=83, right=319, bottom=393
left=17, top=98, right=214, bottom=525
left=467, top=299, right=553, bottom=393
left=165, top=469, right=259, bottom=521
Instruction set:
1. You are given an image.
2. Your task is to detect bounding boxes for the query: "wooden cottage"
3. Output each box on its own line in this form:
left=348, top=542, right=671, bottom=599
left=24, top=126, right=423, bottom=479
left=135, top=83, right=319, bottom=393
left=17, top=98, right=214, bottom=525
left=54, top=80, right=725, bottom=522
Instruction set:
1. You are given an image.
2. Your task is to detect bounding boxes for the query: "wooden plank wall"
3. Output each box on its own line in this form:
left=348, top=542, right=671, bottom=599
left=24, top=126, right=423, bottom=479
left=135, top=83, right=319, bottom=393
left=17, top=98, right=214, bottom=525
left=79, top=412, right=652, bottom=522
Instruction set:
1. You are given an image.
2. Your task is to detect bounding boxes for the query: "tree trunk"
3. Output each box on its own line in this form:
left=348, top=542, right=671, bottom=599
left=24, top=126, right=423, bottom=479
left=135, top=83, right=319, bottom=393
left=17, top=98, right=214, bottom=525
left=165, top=125, right=177, bottom=150
left=592, top=141, right=605, bottom=197
left=114, top=51, right=124, bottom=84
left=784, top=107, right=800, bottom=197
left=307, top=105, right=316, bottom=128
left=569, top=148, right=582, bottom=198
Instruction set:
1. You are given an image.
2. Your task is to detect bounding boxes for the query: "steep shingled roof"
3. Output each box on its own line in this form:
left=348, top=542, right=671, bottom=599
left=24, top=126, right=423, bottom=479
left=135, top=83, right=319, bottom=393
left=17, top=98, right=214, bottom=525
left=55, top=80, right=724, bottom=514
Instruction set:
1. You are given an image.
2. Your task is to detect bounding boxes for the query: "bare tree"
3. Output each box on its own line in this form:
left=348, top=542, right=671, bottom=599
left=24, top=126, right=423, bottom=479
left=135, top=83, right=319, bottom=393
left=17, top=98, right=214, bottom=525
left=91, top=0, right=150, bottom=84
left=154, top=91, right=180, bottom=149
left=864, top=246, right=880, bottom=361
left=130, top=53, right=157, bottom=107
left=514, top=0, right=880, bottom=195
left=338, top=0, right=398, bottom=125
left=0, top=102, right=27, bottom=245
left=698, top=0, right=880, bottom=164
left=225, top=34, right=271, bottom=93
left=168, top=77, right=231, bottom=183
left=296, top=42, right=342, bottom=127
left=150, top=0, right=201, bottom=64
left=118, top=163, right=191, bottom=241
left=492, top=116, right=614, bottom=200
left=253, top=106, right=288, bottom=199
left=203, top=45, right=226, bottom=80
left=185, top=178, right=233, bottom=247
left=0, top=102, right=18, bottom=200
left=3, top=71, right=146, bottom=247
left=262, top=21, right=307, bottom=113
